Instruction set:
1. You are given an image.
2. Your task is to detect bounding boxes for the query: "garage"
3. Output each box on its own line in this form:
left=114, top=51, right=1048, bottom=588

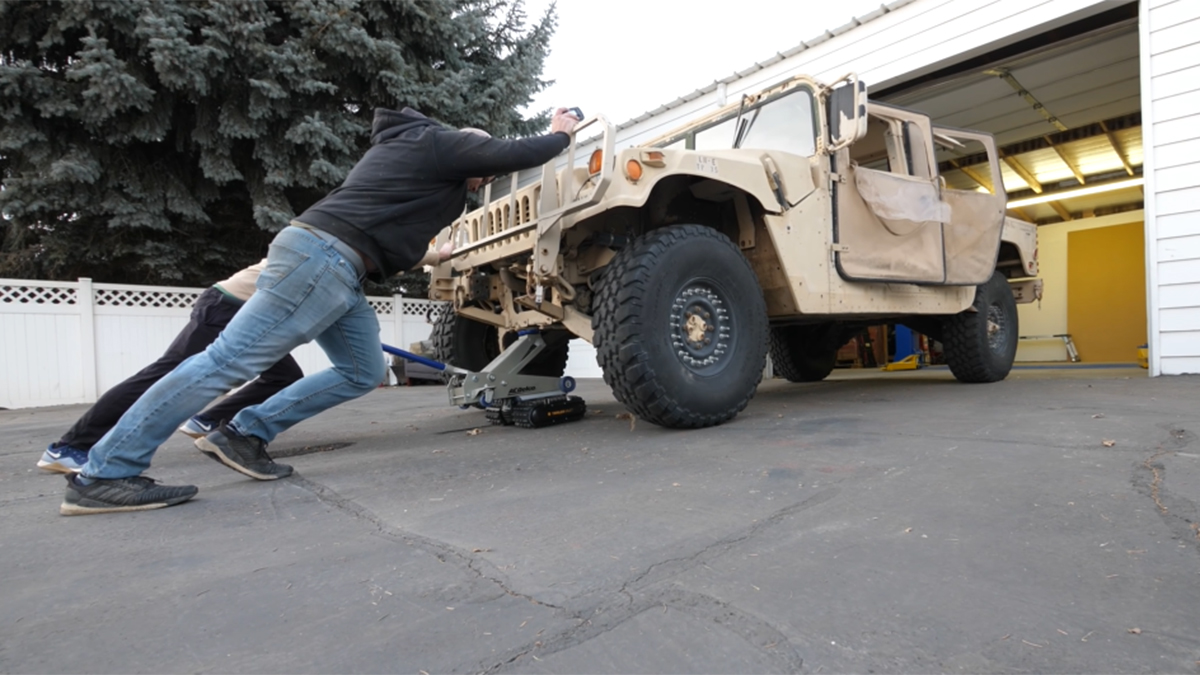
left=600, top=0, right=1198, bottom=376
left=879, top=5, right=1146, bottom=365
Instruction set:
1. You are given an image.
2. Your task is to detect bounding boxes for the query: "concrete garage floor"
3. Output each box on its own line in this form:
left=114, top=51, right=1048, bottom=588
left=1, top=370, right=1198, bottom=674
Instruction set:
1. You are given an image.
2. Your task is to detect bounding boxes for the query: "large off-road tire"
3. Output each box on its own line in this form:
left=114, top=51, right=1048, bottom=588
left=592, top=224, right=769, bottom=428
left=769, top=324, right=842, bottom=382
left=941, top=271, right=1018, bottom=383
left=430, top=308, right=569, bottom=377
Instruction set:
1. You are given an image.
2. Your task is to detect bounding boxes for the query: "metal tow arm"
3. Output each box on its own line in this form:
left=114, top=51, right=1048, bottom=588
left=381, top=330, right=577, bottom=410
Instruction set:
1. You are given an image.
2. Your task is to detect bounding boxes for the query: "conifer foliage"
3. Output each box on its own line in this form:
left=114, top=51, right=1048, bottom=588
left=0, top=0, right=555, bottom=291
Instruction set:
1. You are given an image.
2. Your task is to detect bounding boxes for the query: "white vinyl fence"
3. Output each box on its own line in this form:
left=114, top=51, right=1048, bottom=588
left=0, top=277, right=448, bottom=410
left=1, top=277, right=602, bottom=410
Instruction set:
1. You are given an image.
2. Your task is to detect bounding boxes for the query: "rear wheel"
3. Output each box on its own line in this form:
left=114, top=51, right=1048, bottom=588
left=592, top=224, right=768, bottom=428
left=769, top=324, right=843, bottom=382
left=431, top=308, right=569, bottom=377
left=941, top=271, right=1018, bottom=383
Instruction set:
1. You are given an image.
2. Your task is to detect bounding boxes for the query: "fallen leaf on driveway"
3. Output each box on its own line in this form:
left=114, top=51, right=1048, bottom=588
left=1128, top=627, right=1141, bottom=634
left=615, top=412, right=636, bottom=431
left=467, top=428, right=483, bottom=436
left=1102, top=439, right=1116, bottom=447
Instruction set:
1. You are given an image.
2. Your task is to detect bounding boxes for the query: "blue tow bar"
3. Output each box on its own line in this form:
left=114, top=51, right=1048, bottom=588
left=380, top=343, right=447, bottom=371
left=380, top=338, right=587, bottom=428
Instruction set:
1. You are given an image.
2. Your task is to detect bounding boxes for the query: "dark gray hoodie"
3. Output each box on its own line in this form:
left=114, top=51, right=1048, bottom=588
left=296, top=108, right=570, bottom=279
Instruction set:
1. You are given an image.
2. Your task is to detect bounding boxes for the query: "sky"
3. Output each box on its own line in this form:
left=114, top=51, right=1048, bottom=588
left=522, top=0, right=888, bottom=128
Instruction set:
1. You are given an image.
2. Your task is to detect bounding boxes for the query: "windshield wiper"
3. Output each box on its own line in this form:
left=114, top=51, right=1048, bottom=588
left=733, top=98, right=760, bottom=149
left=732, top=94, right=749, bottom=148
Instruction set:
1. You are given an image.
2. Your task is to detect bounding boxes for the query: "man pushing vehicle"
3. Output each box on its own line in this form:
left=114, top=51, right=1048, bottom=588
left=61, top=107, right=583, bottom=515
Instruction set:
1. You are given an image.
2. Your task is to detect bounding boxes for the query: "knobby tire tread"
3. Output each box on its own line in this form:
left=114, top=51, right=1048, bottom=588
left=768, top=325, right=838, bottom=383
left=941, top=271, right=1017, bottom=383
left=592, top=225, right=766, bottom=429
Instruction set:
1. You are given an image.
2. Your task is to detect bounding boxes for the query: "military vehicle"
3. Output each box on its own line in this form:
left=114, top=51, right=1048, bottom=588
left=429, top=73, right=1042, bottom=429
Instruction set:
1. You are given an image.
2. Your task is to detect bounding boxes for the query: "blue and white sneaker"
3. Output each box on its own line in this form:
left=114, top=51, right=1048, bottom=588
left=38, top=443, right=89, bottom=474
left=177, top=414, right=217, bottom=439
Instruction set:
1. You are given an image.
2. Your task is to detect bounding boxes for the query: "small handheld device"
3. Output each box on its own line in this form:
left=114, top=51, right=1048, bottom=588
left=567, top=107, right=584, bottom=120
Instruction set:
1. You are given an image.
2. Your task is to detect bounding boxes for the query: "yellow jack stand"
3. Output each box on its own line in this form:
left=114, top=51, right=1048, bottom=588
left=881, top=354, right=921, bottom=371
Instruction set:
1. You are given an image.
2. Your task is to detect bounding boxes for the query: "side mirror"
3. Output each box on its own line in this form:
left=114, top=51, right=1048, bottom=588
left=827, top=76, right=868, bottom=152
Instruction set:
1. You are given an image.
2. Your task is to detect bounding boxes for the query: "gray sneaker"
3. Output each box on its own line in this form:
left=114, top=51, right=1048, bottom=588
left=195, top=423, right=293, bottom=480
left=61, top=474, right=198, bottom=516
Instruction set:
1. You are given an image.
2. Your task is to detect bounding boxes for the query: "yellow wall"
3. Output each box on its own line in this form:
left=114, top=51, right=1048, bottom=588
left=1015, top=210, right=1146, bottom=362
left=1067, top=223, right=1147, bottom=363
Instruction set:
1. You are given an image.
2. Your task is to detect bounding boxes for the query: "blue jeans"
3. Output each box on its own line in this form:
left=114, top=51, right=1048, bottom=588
left=82, top=227, right=387, bottom=479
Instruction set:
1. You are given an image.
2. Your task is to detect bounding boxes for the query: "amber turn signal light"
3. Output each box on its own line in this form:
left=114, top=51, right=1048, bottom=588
left=588, top=149, right=603, bottom=175
left=625, top=159, right=643, bottom=182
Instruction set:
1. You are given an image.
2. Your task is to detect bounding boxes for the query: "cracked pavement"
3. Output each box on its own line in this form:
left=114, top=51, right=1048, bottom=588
left=1, top=367, right=1198, bottom=673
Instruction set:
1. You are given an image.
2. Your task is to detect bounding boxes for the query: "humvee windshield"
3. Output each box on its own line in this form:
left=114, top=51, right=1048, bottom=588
left=736, top=87, right=817, bottom=157
left=652, top=85, right=817, bottom=154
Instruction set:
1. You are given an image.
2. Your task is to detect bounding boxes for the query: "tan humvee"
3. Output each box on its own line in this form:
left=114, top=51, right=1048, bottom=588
left=430, top=73, right=1041, bottom=429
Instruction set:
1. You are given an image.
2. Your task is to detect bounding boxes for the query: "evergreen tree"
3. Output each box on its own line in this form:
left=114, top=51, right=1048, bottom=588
left=0, top=0, right=556, bottom=295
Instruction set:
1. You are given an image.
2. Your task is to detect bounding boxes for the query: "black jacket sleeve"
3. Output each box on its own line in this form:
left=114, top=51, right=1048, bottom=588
left=431, top=131, right=571, bottom=181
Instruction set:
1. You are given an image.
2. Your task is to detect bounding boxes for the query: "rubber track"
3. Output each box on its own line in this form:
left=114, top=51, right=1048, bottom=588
left=592, top=225, right=765, bottom=429
left=941, top=271, right=1014, bottom=383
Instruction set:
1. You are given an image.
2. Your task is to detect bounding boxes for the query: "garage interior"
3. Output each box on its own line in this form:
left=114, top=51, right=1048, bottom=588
left=873, top=3, right=1146, bottom=367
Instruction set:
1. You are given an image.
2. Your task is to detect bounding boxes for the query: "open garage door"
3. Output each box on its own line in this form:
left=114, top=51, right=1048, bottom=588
left=873, top=4, right=1147, bottom=365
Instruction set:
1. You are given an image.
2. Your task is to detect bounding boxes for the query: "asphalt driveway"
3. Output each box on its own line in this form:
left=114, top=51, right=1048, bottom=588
left=1, top=367, right=1197, bottom=673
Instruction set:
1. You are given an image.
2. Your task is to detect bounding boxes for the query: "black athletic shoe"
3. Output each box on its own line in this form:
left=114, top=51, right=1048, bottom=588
left=195, top=423, right=293, bottom=480
left=60, top=474, right=198, bottom=516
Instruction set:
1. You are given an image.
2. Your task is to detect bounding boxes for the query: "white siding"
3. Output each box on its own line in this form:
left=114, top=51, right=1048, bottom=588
left=1160, top=283, right=1200, bottom=308
left=1155, top=137, right=1200, bottom=170
left=1143, top=0, right=1200, bottom=375
left=1162, top=355, right=1200, bottom=373
left=575, top=0, right=1121, bottom=152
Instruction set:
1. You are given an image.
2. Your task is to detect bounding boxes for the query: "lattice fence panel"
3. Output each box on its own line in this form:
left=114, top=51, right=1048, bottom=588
left=1, top=284, right=77, bottom=305
left=400, top=299, right=448, bottom=322
left=94, top=288, right=201, bottom=309
left=367, top=297, right=394, bottom=315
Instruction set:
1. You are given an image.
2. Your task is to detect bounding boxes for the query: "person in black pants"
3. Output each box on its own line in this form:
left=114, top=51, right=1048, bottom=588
left=38, top=261, right=303, bottom=473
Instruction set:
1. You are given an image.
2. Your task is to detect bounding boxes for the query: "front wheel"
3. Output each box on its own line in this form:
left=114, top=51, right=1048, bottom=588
left=592, top=224, right=768, bottom=428
left=941, top=271, right=1018, bottom=383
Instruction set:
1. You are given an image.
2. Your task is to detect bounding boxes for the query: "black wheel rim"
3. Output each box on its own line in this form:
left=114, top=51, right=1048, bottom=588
left=669, top=280, right=734, bottom=375
left=986, top=302, right=1009, bottom=354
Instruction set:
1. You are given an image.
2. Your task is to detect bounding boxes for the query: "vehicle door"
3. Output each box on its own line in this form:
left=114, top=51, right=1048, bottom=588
left=931, top=126, right=1007, bottom=285
left=833, top=103, right=949, bottom=284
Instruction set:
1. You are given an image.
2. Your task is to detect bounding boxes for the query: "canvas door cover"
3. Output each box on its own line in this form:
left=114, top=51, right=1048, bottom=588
left=836, top=162, right=1005, bottom=285
left=941, top=186, right=1006, bottom=284
left=837, top=165, right=947, bottom=283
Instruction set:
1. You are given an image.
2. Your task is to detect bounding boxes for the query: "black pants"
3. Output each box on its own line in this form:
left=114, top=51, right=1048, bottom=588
left=59, top=287, right=304, bottom=450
